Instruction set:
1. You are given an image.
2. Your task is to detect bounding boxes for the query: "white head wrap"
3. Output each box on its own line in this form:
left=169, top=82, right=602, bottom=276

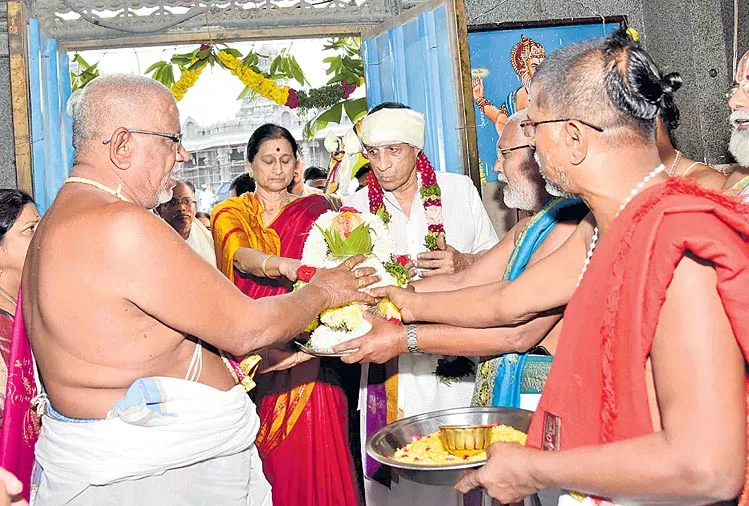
left=359, top=108, right=425, bottom=149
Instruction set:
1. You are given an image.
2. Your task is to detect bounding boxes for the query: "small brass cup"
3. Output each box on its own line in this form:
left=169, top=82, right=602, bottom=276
left=439, top=424, right=493, bottom=457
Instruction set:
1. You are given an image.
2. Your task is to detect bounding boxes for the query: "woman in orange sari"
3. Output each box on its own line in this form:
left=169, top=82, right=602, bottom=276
left=212, top=124, right=360, bottom=506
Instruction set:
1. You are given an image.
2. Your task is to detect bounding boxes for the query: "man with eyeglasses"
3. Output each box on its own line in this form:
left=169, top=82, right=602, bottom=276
left=342, top=102, right=497, bottom=506
left=724, top=49, right=749, bottom=198
left=337, top=112, right=587, bottom=412
left=22, top=74, right=377, bottom=505
left=156, top=180, right=216, bottom=266
left=446, top=29, right=749, bottom=504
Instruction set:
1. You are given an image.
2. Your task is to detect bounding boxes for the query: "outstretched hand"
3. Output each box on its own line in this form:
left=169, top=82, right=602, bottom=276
left=472, top=77, right=485, bottom=101
left=333, top=314, right=407, bottom=364
left=309, top=254, right=379, bottom=308
left=278, top=259, right=302, bottom=282
left=0, top=467, right=27, bottom=506
left=416, top=236, right=474, bottom=277
left=455, top=443, right=543, bottom=503
left=369, top=285, right=417, bottom=323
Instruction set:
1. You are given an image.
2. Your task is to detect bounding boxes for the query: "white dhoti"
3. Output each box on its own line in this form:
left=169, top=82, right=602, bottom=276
left=31, top=376, right=271, bottom=506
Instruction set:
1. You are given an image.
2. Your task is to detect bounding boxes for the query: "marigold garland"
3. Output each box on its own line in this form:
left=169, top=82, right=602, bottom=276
left=214, top=49, right=360, bottom=111
left=172, top=61, right=208, bottom=102
left=217, top=49, right=291, bottom=106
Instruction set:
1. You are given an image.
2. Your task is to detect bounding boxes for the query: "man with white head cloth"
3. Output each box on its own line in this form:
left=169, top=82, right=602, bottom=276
left=724, top=49, right=749, bottom=197
left=338, top=112, right=588, bottom=414
left=343, top=102, right=498, bottom=506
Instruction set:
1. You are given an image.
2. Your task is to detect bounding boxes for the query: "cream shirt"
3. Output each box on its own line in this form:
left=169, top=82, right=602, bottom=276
left=344, top=170, right=499, bottom=506
left=186, top=219, right=217, bottom=267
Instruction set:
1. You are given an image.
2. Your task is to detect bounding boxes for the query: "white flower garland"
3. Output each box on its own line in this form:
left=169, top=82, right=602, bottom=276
left=297, top=210, right=402, bottom=351
left=301, top=210, right=396, bottom=267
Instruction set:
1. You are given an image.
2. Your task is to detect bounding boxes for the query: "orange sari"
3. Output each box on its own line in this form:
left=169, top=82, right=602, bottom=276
left=212, top=193, right=360, bottom=506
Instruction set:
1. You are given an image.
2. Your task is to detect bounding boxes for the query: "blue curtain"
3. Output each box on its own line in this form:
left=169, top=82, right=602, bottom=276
left=27, top=19, right=74, bottom=214
left=362, top=5, right=461, bottom=174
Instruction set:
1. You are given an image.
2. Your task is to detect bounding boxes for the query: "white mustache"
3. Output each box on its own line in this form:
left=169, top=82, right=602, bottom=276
left=729, top=110, right=749, bottom=125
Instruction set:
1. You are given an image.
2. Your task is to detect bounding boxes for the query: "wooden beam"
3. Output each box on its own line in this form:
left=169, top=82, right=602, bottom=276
left=7, top=1, right=32, bottom=195
left=63, top=24, right=367, bottom=52
left=450, top=0, right=481, bottom=194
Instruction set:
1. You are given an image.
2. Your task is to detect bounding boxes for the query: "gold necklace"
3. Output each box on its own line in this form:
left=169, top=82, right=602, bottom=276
left=64, top=177, right=129, bottom=202
left=666, top=150, right=682, bottom=177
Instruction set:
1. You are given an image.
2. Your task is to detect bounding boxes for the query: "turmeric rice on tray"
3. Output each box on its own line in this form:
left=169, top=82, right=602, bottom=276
left=392, top=424, right=526, bottom=465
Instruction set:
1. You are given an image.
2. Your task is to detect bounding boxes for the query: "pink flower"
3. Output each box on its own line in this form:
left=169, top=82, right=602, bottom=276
left=342, top=81, right=357, bottom=99
left=425, top=205, right=442, bottom=226
left=330, top=211, right=364, bottom=239
left=286, top=89, right=299, bottom=108
left=339, top=206, right=361, bottom=214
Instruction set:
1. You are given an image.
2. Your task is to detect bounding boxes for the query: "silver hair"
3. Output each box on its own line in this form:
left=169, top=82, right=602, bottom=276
left=71, top=74, right=173, bottom=155
left=533, top=151, right=571, bottom=198
left=506, top=109, right=528, bottom=124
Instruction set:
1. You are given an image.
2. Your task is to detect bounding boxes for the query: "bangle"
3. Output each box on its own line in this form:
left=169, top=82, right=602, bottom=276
left=475, top=97, right=492, bottom=113
left=261, top=255, right=274, bottom=277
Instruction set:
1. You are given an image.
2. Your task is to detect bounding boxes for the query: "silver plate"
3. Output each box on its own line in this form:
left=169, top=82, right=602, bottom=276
left=366, top=406, right=533, bottom=486
left=295, top=341, right=357, bottom=357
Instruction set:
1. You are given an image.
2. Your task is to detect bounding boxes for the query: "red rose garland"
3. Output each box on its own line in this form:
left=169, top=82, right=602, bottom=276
left=367, top=152, right=445, bottom=251
left=368, top=153, right=472, bottom=382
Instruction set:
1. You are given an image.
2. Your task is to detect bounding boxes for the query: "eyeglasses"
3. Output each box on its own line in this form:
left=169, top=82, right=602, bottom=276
left=361, top=144, right=408, bottom=159
left=103, top=128, right=184, bottom=146
left=164, top=197, right=196, bottom=207
left=727, top=81, right=749, bottom=99
left=496, top=144, right=530, bottom=158
left=519, top=118, right=604, bottom=138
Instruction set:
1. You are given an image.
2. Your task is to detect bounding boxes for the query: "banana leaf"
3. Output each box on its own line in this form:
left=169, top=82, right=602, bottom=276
left=319, top=223, right=372, bottom=255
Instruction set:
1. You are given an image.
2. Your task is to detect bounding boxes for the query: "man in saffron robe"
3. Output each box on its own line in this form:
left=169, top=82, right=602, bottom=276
left=453, top=29, right=749, bottom=504
left=211, top=123, right=365, bottom=506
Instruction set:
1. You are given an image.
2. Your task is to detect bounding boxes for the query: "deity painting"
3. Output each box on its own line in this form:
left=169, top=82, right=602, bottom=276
left=472, top=35, right=547, bottom=134
left=468, top=18, right=624, bottom=183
